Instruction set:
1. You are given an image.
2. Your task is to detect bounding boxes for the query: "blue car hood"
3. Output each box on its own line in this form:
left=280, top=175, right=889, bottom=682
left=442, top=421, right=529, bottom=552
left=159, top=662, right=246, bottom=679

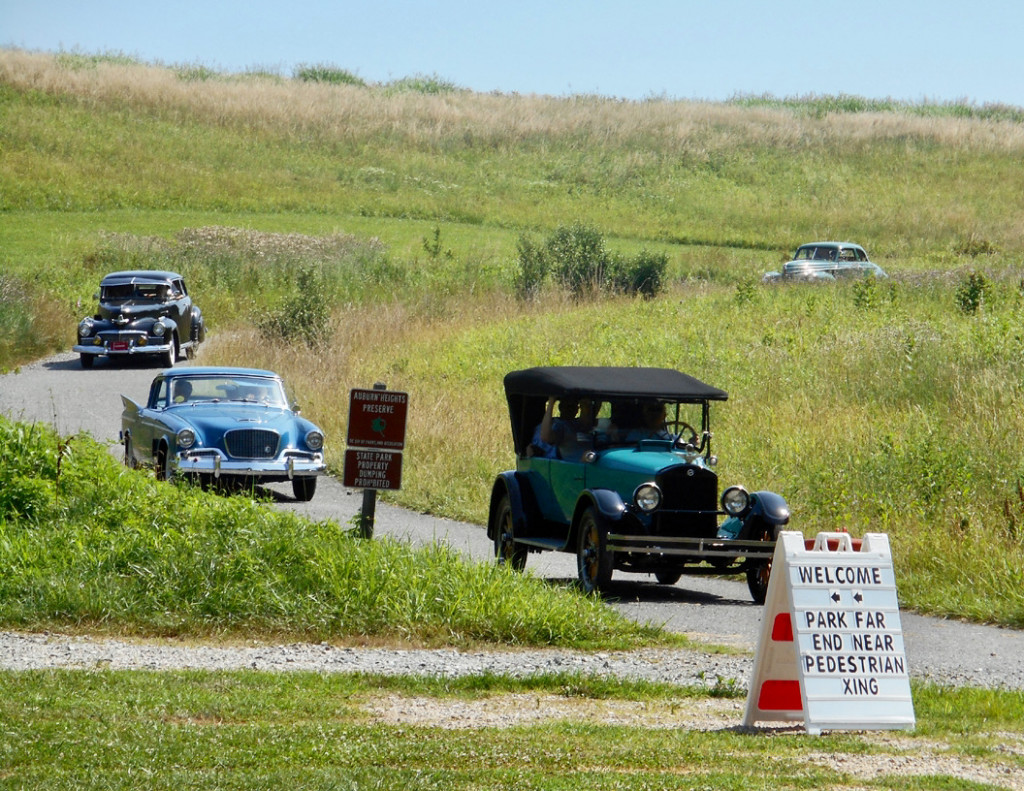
left=168, top=404, right=310, bottom=446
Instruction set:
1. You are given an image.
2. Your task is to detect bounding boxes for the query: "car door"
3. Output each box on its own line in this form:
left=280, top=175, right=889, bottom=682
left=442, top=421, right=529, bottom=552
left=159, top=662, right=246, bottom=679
left=131, top=378, right=172, bottom=462
left=168, top=278, right=192, bottom=340
left=549, top=458, right=586, bottom=527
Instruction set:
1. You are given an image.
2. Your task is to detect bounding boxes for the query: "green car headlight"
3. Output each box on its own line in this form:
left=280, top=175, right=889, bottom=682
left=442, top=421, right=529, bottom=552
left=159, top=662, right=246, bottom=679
left=633, top=483, right=662, bottom=513
left=721, top=486, right=750, bottom=516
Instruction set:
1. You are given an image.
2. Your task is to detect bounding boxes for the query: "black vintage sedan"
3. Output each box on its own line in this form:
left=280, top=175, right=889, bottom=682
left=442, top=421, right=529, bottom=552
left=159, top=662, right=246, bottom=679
left=74, top=270, right=205, bottom=368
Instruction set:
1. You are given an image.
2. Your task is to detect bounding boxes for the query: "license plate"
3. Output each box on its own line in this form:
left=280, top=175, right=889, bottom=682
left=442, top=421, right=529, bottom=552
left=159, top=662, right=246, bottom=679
left=111, top=341, right=130, bottom=351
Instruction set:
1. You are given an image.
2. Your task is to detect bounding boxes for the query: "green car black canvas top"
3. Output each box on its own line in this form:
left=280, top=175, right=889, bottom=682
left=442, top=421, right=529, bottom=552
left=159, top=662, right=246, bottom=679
left=503, top=366, right=728, bottom=456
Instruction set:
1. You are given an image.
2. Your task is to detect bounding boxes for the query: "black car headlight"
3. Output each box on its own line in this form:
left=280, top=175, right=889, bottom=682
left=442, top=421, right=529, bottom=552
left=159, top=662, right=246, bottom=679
left=721, top=486, right=750, bottom=516
left=78, top=319, right=93, bottom=338
left=176, top=428, right=196, bottom=450
left=152, top=321, right=167, bottom=337
left=633, top=483, right=662, bottom=513
left=305, top=430, right=324, bottom=451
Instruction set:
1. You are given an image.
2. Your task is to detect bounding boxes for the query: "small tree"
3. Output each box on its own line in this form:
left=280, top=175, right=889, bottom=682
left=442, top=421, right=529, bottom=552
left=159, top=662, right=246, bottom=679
left=547, top=222, right=610, bottom=297
left=514, top=235, right=548, bottom=300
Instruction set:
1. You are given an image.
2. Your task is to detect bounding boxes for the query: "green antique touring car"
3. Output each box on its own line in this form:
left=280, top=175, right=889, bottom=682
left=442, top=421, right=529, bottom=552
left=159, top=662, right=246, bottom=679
left=488, top=366, right=791, bottom=602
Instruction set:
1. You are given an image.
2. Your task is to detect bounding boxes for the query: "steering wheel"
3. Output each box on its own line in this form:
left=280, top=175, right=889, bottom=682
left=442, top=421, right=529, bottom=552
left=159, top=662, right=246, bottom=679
left=666, top=419, right=699, bottom=447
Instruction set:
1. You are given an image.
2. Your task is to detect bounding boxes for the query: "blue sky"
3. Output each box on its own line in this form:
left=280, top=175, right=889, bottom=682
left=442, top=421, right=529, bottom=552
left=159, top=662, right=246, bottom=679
left=3, top=0, right=1023, bottom=106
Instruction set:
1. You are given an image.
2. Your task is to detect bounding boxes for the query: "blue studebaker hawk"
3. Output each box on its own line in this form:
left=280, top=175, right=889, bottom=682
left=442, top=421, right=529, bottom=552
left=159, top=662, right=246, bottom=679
left=121, top=367, right=325, bottom=501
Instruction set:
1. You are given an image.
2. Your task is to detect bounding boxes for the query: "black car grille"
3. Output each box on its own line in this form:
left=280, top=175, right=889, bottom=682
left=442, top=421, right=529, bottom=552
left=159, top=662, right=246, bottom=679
left=653, top=464, right=720, bottom=538
left=224, top=429, right=280, bottom=459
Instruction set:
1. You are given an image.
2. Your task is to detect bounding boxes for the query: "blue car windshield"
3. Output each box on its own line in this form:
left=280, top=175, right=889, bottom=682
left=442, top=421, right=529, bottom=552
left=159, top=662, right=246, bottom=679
left=170, top=376, right=288, bottom=407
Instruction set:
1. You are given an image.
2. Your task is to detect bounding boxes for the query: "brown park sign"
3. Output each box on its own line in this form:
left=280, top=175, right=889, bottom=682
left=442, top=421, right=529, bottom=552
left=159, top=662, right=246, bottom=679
left=346, top=388, right=408, bottom=450
left=343, top=448, right=403, bottom=490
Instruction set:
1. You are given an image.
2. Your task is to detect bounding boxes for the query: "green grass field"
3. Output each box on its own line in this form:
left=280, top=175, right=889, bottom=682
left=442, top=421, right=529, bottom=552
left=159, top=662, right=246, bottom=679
left=3, top=48, right=1024, bottom=631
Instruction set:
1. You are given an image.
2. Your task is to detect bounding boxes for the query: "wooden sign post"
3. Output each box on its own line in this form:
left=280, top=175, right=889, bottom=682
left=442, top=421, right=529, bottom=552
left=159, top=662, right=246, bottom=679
left=743, top=531, right=915, bottom=735
left=343, top=384, right=408, bottom=538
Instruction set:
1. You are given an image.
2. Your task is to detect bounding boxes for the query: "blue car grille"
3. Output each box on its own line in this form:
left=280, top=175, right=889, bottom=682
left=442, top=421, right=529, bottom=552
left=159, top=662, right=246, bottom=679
left=224, top=429, right=280, bottom=459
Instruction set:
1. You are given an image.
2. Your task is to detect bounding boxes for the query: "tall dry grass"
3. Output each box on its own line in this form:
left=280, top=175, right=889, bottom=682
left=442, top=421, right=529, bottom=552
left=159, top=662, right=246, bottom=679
left=4, top=49, right=1024, bottom=153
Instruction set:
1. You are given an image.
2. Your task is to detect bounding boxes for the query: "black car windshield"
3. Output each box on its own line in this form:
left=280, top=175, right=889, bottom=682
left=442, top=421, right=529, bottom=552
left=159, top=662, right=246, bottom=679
left=170, top=376, right=288, bottom=407
left=102, top=283, right=169, bottom=302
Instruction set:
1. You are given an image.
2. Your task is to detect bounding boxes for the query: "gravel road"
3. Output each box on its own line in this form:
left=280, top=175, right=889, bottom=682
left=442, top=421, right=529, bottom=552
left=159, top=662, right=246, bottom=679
left=3, top=352, right=1024, bottom=691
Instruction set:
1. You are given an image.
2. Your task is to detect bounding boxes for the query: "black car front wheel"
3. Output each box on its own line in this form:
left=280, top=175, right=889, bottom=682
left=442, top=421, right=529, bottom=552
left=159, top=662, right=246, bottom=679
left=577, top=506, right=613, bottom=594
left=746, top=525, right=776, bottom=604
left=747, top=562, right=771, bottom=604
left=492, top=495, right=527, bottom=571
left=79, top=353, right=94, bottom=369
left=292, top=477, right=317, bottom=502
left=162, top=332, right=178, bottom=368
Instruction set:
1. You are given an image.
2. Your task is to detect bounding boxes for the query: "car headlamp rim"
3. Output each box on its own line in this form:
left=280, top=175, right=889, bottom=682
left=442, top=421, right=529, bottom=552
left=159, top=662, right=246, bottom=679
left=151, top=321, right=167, bottom=337
left=721, top=485, right=750, bottom=516
left=176, top=428, right=196, bottom=449
left=305, top=430, right=324, bottom=451
left=633, top=482, right=662, bottom=513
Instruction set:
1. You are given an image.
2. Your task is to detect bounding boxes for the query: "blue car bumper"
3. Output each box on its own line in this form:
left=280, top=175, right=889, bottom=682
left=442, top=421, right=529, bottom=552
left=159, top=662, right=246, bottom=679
left=174, top=449, right=325, bottom=480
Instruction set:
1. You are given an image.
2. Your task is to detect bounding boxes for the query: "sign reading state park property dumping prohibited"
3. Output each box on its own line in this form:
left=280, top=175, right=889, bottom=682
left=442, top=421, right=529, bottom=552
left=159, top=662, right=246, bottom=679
left=743, top=531, right=915, bottom=735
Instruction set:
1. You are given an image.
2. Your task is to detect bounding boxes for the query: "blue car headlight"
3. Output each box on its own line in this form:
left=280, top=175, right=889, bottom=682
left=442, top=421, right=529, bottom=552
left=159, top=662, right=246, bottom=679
left=176, top=428, right=196, bottom=450
left=305, top=430, right=324, bottom=452
left=78, top=318, right=94, bottom=338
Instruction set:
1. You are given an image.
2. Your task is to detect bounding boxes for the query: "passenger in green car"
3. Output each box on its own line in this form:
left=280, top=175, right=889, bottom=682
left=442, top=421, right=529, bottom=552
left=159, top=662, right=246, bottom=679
left=530, top=396, right=596, bottom=459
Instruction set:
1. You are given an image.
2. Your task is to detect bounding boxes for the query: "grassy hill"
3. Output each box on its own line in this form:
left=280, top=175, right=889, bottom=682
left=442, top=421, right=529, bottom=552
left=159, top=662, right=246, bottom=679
left=3, top=48, right=1024, bottom=627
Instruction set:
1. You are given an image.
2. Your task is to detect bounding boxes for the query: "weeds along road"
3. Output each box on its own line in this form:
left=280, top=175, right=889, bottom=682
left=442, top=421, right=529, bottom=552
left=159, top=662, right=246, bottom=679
left=3, top=352, right=1024, bottom=688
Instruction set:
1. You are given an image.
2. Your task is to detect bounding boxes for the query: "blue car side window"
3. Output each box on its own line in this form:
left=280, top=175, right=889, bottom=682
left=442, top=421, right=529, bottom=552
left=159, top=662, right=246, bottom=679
left=155, top=380, right=169, bottom=408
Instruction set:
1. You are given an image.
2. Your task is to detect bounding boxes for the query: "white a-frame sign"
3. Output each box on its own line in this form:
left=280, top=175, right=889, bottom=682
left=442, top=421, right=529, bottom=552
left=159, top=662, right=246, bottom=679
left=743, top=531, right=915, bottom=735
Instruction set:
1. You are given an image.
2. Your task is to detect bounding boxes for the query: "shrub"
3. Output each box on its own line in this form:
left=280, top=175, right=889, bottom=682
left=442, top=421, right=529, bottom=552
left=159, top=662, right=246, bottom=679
left=514, top=235, right=547, bottom=300
left=294, top=64, right=366, bottom=87
left=0, top=273, right=68, bottom=373
left=385, top=73, right=461, bottom=95
left=955, top=270, right=991, bottom=314
left=514, top=224, right=667, bottom=300
left=548, top=222, right=610, bottom=297
left=953, top=234, right=998, bottom=257
left=256, top=266, right=332, bottom=348
left=613, top=249, right=667, bottom=299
